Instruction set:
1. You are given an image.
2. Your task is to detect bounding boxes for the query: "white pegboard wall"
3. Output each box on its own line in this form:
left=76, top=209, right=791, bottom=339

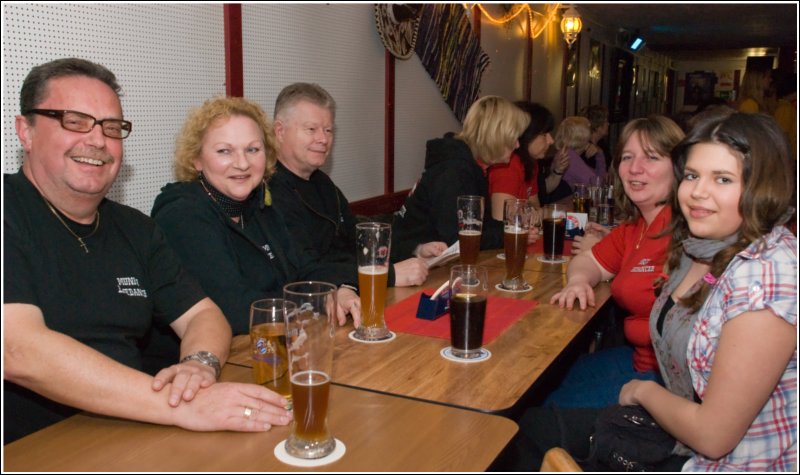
left=2, top=3, right=226, bottom=214
left=242, top=3, right=386, bottom=202
left=394, top=56, right=461, bottom=192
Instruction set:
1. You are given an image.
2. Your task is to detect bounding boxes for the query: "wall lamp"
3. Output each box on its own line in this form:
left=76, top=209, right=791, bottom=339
left=560, top=4, right=582, bottom=46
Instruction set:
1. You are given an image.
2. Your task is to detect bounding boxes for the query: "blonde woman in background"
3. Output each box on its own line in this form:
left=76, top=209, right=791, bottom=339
left=392, top=95, right=534, bottom=260
left=737, top=66, right=772, bottom=113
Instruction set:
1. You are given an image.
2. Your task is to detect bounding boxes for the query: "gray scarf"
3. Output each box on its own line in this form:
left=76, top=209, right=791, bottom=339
left=663, top=234, right=740, bottom=295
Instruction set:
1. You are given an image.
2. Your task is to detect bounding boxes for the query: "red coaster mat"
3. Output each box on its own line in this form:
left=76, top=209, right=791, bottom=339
left=384, top=290, right=537, bottom=344
left=529, top=239, right=573, bottom=255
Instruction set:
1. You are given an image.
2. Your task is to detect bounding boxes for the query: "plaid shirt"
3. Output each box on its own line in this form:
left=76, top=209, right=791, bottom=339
left=685, top=226, right=797, bottom=471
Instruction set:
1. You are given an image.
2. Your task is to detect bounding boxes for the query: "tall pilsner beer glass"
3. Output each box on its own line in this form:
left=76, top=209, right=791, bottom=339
left=501, top=198, right=532, bottom=291
left=355, top=222, right=391, bottom=341
left=457, top=195, right=484, bottom=265
left=283, top=282, right=337, bottom=459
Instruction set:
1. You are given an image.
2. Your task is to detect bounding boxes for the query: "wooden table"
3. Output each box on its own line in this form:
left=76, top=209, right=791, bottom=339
left=3, top=365, right=517, bottom=472
left=229, top=257, right=611, bottom=415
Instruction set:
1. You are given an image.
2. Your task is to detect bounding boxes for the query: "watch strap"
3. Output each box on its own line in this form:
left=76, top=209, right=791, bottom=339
left=180, top=351, right=221, bottom=380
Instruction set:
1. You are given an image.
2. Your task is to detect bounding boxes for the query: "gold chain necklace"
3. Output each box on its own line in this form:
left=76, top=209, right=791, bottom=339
left=635, top=220, right=649, bottom=249
left=43, top=199, right=100, bottom=254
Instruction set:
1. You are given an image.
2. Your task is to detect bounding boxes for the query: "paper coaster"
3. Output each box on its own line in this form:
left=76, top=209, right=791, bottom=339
left=348, top=330, right=396, bottom=344
left=274, top=438, right=346, bottom=467
left=537, top=255, right=568, bottom=264
left=440, top=346, right=492, bottom=363
left=495, top=283, right=532, bottom=293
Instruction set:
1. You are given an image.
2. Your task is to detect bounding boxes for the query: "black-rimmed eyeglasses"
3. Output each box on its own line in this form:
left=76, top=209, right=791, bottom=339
left=25, top=109, right=132, bottom=139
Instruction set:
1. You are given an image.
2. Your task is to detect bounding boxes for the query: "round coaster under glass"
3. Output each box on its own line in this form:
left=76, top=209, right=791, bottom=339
left=495, top=283, right=532, bottom=293
left=440, top=346, right=492, bottom=363
left=348, top=330, right=396, bottom=344
left=274, top=438, right=346, bottom=467
left=537, top=255, right=567, bottom=264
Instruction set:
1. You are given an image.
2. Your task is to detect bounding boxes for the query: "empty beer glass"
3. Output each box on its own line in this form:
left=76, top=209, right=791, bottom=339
left=587, top=185, right=604, bottom=222
left=457, top=195, right=484, bottom=265
left=283, top=282, right=337, bottom=459
left=501, top=198, right=532, bottom=291
left=250, top=298, right=294, bottom=408
left=355, top=222, right=391, bottom=341
left=541, top=204, right=567, bottom=263
left=449, top=265, right=489, bottom=359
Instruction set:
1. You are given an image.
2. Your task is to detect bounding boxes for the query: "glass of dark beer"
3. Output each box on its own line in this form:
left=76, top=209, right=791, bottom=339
left=355, top=222, right=391, bottom=341
left=541, top=204, right=567, bottom=263
left=457, top=195, right=483, bottom=265
left=250, top=298, right=294, bottom=409
left=283, top=282, right=337, bottom=459
left=501, top=198, right=532, bottom=291
left=448, top=265, right=489, bottom=359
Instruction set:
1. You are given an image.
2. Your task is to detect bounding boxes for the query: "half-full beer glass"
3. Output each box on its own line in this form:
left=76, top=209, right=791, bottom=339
left=457, top=195, right=484, bottom=265
left=250, top=298, right=294, bottom=408
left=501, top=198, right=532, bottom=290
left=355, top=222, right=391, bottom=341
left=449, top=265, right=489, bottom=359
left=283, top=282, right=337, bottom=459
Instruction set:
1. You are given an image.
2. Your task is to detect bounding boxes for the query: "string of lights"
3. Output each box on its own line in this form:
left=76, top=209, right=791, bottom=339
left=463, top=3, right=562, bottom=39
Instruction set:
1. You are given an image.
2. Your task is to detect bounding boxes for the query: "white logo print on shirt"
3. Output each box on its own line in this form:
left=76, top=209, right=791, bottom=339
left=630, top=258, right=655, bottom=273
left=117, top=277, right=148, bottom=297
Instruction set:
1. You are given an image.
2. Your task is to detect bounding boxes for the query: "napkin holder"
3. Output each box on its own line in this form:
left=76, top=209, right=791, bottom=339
left=416, top=288, right=451, bottom=320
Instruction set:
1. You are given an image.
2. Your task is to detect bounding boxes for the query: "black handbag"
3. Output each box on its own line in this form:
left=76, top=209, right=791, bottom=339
left=581, top=404, right=677, bottom=472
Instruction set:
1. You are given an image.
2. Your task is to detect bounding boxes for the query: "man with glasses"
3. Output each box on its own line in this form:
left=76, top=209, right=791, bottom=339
left=4, top=58, right=292, bottom=443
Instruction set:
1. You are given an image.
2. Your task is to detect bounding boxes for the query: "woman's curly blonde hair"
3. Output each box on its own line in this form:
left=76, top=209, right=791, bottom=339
left=174, top=96, right=277, bottom=182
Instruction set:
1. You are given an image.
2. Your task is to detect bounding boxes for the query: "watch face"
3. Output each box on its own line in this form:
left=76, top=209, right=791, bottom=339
left=182, top=351, right=221, bottom=377
left=196, top=351, right=217, bottom=363
left=374, top=4, right=420, bottom=60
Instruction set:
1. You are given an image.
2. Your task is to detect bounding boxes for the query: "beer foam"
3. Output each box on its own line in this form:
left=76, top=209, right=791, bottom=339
left=458, top=229, right=481, bottom=236
left=358, top=265, right=389, bottom=275
left=453, top=292, right=484, bottom=300
left=504, top=225, right=526, bottom=234
left=290, top=370, right=330, bottom=386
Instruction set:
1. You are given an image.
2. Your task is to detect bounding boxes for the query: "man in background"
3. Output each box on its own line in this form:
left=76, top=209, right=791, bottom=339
left=269, top=82, right=445, bottom=288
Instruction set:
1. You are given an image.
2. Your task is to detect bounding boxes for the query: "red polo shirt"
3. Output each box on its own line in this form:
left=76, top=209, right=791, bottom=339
left=592, top=206, right=671, bottom=372
left=487, top=153, right=539, bottom=200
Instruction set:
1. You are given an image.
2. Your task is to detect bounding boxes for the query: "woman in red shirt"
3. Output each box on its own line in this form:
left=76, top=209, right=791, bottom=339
left=487, top=102, right=569, bottom=220
left=546, top=115, right=685, bottom=407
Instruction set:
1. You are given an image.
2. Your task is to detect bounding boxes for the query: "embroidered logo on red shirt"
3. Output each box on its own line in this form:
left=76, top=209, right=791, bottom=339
left=631, top=258, right=655, bottom=273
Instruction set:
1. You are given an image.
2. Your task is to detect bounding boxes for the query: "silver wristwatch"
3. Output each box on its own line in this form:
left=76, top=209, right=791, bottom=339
left=180, top=351, right=221, bottom=380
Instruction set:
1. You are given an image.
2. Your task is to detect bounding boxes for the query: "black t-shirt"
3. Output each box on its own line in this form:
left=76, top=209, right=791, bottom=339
left=270, top=163, right=359, bottom=281
left=3, top=171, right=207, bottom=443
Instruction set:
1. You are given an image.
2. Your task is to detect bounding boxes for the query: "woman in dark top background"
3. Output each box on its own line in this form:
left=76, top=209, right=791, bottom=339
left=391, top=95, right=535, bottom=261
